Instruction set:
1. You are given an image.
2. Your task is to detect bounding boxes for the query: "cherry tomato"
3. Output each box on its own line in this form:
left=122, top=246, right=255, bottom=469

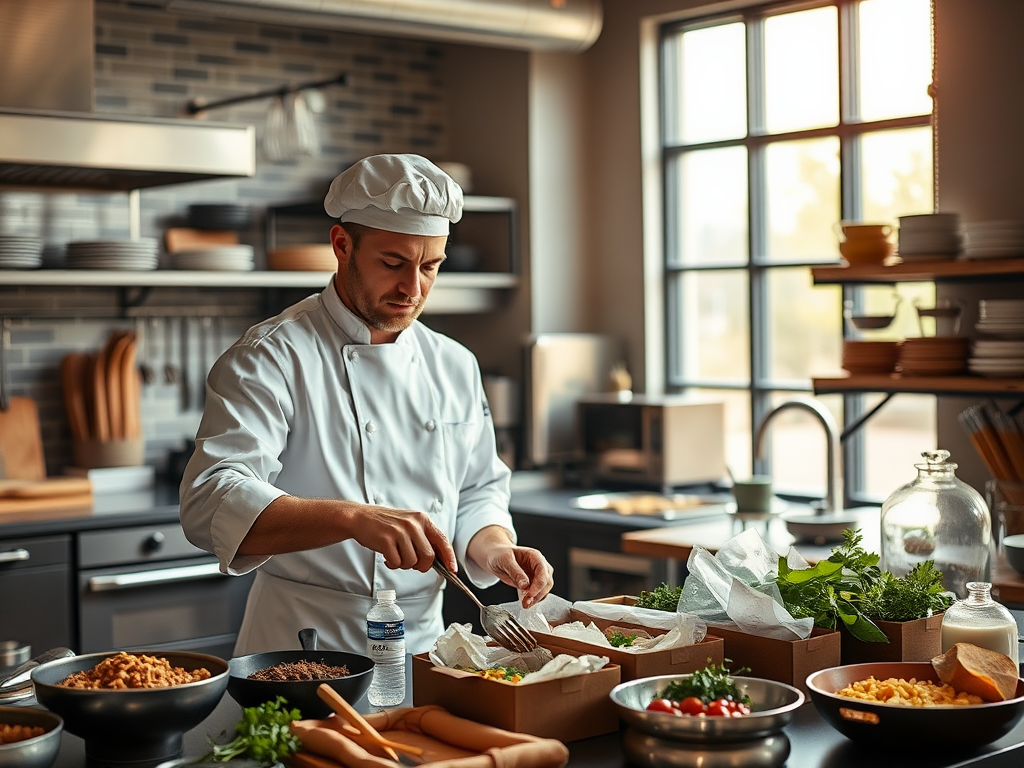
left=706, top=699, right=732, bottom=717
left=646, top=698, right=676, bottom=714
left=678, top=696, right=706, bottom=716
left=735, top=703, right=751, bottom=716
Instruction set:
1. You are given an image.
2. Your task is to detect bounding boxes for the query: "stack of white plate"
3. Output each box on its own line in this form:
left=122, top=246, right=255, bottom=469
left=960, top=220, right=1024, bottom=259
left=168, top=244, right=255, bottom=271
left=0, top=235, right=43, bottom=269
left=975, top=299, right=1024, bottom=338
left=969, top=339, right=1024, bottom=378
left=897, top=336, right=971, bottom=376
left=65, top=238, right=159, bottom=270
left=896, top=213, right=961, bottom=260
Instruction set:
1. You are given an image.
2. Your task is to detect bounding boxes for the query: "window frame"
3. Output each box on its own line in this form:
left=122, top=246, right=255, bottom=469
left=660, top=0, right=934, bottom=506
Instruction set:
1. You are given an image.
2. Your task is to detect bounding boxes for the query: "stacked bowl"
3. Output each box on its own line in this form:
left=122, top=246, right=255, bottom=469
left=896, top=213, right=962, bottom=259
left=836, top=222, right=895, bottom=267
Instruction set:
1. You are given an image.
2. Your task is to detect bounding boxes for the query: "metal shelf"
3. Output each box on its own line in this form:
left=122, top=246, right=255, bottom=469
left=813, top=375, right=1024, bottom=396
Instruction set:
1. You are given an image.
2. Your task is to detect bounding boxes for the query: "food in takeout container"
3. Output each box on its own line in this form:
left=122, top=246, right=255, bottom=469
left=509, top=594, right=725, bottom=680
left=412, top=623, right=620, bottom=741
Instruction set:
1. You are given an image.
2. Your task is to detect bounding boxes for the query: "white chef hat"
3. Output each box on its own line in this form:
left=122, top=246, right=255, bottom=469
left=323, top=154, right=463, bottom=236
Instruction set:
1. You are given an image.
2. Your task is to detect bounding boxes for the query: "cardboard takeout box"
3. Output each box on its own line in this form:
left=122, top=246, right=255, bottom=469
left=576, top=595, right=841, bottom=694
left=411, top=643, right=621, bottom=742
left=840, top=613, right=944, bottom=665
left=539, top=607, right=725, bottom=681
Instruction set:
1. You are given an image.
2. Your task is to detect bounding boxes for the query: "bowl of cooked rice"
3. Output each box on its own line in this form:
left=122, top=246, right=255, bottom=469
left=30, top=650, right=228, bottom=766
left=807, top=662, right=1024, bottom=750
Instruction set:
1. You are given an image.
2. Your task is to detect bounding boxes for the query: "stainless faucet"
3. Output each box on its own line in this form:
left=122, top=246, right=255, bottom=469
left=753, top=398, right=842, bottom=514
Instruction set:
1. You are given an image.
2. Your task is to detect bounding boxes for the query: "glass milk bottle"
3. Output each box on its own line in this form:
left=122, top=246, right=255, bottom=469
left=880, top=450, right=991, bottom=598
left=940, top=582, right=1019, bottom=668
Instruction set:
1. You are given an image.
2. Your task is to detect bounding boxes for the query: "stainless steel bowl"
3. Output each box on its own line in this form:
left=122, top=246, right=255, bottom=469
left=0, top=706, right=63, bottom=768
left=610, top=674, right=805, bottom=743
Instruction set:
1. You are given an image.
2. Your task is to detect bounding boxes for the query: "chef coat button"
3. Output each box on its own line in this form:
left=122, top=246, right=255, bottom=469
left=373, top=495, right=384, bottom=505
left=431, top=500, right=441, bottom=513
left=365, top=421, right=376, bottom=434
left=348, top=349, right=359, bottom=361
left=425, top=420, right=436, bottom=432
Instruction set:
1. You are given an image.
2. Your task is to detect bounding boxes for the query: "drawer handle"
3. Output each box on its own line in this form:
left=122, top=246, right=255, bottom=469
left=0, top=549, right=30, bottom=564
left=88, top=562, right=225, bottom=592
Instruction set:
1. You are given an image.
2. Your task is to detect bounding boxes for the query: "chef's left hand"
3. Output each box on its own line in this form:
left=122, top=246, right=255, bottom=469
left=468, top=526, right=554, bottom=609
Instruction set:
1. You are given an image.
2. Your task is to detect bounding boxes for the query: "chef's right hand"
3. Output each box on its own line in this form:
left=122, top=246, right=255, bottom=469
left=354, top=504, right=457, bottom=574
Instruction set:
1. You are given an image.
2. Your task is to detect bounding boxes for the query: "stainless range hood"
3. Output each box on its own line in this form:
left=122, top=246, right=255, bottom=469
left=0, top=0, right=255, bottom=194
left=0, top=109, right=256, bottom=192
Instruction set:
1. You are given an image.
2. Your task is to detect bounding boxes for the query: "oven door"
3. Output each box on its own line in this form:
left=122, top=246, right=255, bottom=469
left=78, top=556, right=254, bottom=658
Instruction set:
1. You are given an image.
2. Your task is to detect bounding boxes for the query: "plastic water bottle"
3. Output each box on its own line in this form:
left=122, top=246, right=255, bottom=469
left=366, top=589, right=406, bottom=707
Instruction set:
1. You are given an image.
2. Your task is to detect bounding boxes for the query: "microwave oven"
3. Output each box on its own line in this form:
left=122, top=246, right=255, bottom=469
left=575, top=393, right=726, bottom=489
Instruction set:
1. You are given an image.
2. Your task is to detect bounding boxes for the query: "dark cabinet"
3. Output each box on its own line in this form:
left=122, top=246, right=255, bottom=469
left=0, top=535, right=74, bottom=653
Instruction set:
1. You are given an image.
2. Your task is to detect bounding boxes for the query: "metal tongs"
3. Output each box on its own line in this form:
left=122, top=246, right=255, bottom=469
left=431, top=558, right=538, bottom=654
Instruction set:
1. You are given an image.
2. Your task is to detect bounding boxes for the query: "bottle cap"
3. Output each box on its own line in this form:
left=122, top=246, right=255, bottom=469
left=376, top=589, right=397, bottom=602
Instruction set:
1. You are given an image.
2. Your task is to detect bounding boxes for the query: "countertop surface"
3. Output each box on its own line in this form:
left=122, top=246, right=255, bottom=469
left=22, top=655, right=1024, bottom=768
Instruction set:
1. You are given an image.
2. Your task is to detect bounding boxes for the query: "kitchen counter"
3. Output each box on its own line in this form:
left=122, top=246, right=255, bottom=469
left=29, top=654, right=1024, bottom=768
left=0, top=484, right=182, bottom=538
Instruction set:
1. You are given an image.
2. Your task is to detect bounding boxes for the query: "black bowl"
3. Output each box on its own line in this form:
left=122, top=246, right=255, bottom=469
left=30, top=651, right=228, bottom=768
left=227, top=648, right=374, bottom=719
left=807, top=662, right=1024, bottom=751
left=0, top=706, right=63, bottom=768
left=1003, top=534, right=1024, bottom=575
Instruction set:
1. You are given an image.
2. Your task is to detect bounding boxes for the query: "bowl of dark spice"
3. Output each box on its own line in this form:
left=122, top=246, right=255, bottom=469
left=227, top=629, right=374, bottom=718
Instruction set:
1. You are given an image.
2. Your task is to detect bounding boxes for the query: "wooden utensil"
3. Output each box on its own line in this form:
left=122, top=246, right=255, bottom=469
left=316, top=684, right=400, bottom=761
left=0, top=321, right=46, bottom=480
left=60, top=353, right=91, bottom=441
left=120, top=334, right=140, bottom=439
left=105, top=331, right=133, bottom=440
left=91, top=346, right=110, bottom=442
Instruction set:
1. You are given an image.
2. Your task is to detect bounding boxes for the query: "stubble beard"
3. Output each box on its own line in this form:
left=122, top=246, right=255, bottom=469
left=344, top=256, right=424, bottom=333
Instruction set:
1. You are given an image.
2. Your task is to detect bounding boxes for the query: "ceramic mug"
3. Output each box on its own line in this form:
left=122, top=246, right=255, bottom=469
left=732, top=476, right=774, bottom=514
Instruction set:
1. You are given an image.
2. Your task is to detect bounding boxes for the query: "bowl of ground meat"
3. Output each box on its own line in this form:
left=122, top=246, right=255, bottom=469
left=0, top=706, right=63, bottom=768
left=227, top=628, right=374, bottom=718
left=29, top=650, right=228, bottom=766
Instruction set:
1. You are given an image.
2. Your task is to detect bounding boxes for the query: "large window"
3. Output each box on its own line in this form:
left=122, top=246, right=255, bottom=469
left=662, top=0, right=934, bottom=505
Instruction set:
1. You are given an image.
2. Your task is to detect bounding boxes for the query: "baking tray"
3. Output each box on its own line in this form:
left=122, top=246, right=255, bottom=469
left=570, top=492, right=733, bottom=521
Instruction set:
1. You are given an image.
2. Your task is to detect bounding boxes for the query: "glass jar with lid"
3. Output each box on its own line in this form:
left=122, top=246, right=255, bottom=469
left=880, top=449, right=991, bottom=598
left=940, top=582, right=1019, bottom=667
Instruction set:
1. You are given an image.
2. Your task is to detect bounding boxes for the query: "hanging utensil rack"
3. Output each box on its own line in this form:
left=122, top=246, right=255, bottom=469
left=186, top=73, right=347, bottom=116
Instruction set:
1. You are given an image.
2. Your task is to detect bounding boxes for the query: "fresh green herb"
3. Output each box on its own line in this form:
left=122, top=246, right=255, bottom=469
left=634, top=583, right=682, bottom=612
left=775, top=529, right=953, bottom=642
left=860, top=560, right=954, bottom=622
left=202, top=697, right=301, bottom=765
left=776, top=529, right=888, bottom=643
left=657, top=660, right=751, bottom=706
left=607, top=631, right=639, bottom=647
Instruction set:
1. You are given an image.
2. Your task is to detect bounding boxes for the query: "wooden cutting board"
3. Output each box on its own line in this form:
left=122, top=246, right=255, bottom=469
left=0, top=396, right=46, bottom=481
left=0, top=477, right=93, bottom=498
left=0, top=493, right=94, bottom=516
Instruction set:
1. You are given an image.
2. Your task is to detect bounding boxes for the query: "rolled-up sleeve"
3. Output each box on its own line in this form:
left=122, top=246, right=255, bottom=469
left=450, top=365, right=514, bottom=588
left=179, top=337, right=291, bottom=575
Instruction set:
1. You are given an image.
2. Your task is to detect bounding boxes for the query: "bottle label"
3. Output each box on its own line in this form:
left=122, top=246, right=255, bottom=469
left=367, top=619, right=405, bottom=641
left=367, top=620, right=406, bottom=664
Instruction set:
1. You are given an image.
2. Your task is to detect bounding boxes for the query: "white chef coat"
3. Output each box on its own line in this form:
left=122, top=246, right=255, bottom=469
left=179, top=280, right=514, bottom=656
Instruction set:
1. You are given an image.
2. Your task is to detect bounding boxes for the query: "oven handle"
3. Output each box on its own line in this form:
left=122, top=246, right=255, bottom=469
left=0, top=548, right=30, bottom=564
left=88, top=562, right=226, bottom=592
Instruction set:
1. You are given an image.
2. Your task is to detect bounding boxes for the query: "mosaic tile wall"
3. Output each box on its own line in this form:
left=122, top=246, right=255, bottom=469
left=0, top=0, right=451, bottom=478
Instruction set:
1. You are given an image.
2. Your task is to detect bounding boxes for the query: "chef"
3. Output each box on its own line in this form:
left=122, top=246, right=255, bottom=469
left=179, top=153, right=553, bottom=655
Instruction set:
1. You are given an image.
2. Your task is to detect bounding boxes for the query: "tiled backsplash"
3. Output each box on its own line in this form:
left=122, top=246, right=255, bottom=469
left=0, top=0, right=451, bottom=478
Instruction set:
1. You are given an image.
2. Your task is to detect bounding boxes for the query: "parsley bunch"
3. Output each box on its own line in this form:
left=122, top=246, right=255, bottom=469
left=607, top=631, right=639, bottom=647
left=202, top=697, right=302, bottom=765
left=634, top=583, right=682, bottom=612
